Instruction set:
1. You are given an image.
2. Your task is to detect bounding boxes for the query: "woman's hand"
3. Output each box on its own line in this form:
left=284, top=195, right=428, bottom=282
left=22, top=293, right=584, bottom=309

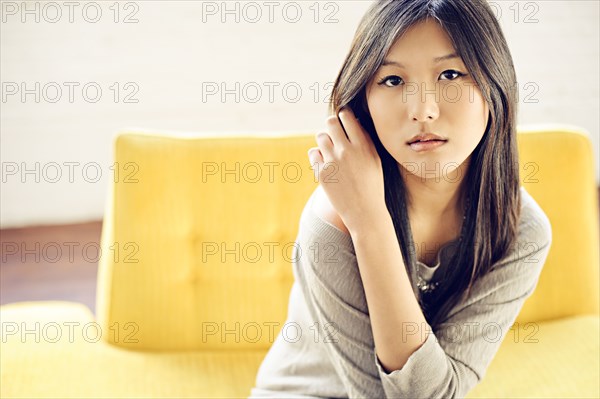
left=308, top=106, right=387, bottom=234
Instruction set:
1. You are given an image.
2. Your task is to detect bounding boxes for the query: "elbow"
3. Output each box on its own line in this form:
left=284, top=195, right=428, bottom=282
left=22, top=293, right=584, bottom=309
left=427, top=366, right=480, bottom=399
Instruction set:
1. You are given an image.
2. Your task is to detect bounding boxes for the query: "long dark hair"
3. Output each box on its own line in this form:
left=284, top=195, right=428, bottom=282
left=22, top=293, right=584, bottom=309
left=329, top=0, right=521, bottom=329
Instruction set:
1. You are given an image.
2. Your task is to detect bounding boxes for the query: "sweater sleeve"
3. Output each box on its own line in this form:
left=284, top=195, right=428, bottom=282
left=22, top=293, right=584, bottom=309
left=293, top=209, right=386, bottom=398
left=294, top=201, right=552, bottom=399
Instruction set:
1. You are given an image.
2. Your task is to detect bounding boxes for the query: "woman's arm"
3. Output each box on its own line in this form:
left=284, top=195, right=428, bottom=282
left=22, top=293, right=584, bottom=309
left=347, top=208, right=430, bottom=373
left=313, top=184, right=429, bottom=372
left=298, top=189, right=552, bottom=398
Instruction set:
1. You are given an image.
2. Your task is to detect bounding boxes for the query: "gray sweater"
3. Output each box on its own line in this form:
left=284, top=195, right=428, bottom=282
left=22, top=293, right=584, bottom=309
left=250, top=186, right=552, bottom=399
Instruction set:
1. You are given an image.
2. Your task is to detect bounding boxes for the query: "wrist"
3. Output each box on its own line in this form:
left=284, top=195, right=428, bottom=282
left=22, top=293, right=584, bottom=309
left=347, top=205, right=392, bottom=237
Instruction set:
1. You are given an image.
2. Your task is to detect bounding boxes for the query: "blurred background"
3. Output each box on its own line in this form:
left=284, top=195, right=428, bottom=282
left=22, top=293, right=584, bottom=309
left=1, top=0, right=599, bottom=312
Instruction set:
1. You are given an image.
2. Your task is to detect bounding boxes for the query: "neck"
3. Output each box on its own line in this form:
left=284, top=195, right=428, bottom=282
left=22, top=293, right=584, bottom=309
left=400, top=158, right=470, bottom=221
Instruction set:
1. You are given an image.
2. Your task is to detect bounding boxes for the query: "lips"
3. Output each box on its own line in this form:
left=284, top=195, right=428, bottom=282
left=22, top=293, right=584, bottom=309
left=408, top=140, right=447, bottom=152
left=407, top=133, right=447, bottom=145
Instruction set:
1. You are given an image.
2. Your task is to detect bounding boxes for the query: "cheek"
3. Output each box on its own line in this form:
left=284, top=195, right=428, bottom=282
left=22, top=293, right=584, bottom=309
left=448, top=86, right=489, bottom=137
left=366, top=94, right=401, bottom=148
left=366, top=94, right=387, bottom=126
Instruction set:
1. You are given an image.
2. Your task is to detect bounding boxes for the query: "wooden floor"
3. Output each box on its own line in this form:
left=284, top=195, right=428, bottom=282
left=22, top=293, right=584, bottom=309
left=2, top=188, right=600, bottom=317
left=1, top=221, right=102, bottom=315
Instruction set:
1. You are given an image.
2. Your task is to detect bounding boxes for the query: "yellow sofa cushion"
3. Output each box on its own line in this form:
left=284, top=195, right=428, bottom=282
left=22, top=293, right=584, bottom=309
left=2, top=303, right=597, bottom=398
left=1, top=302, right=267, bottom=399
left=467, top=314, right=600, bottom=398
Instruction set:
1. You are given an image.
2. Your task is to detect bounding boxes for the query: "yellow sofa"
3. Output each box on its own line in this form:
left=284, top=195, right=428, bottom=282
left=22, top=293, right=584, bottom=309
left=1, top=126, right=599, bottom=398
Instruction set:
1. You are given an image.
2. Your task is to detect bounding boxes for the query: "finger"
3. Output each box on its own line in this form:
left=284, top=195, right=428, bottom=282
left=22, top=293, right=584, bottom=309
left=325, top=114, right=350, bottom=148
left=308, top=147, right=323, bottom=165
left=307, top=147, right=323, bottom=181
left=337, top=106, right=368, bottom=146
left=315, top=132, right=334, bottom=163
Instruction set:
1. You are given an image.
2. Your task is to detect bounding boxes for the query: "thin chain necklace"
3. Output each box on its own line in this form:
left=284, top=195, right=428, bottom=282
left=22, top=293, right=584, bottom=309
left=416, top=193, right=471, bottom=294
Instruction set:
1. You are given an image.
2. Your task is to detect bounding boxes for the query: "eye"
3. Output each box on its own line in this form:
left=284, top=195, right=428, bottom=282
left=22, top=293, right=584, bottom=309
left=440, top=69, right=467, bottom=81
left=377, top=75, right=403, bottom=87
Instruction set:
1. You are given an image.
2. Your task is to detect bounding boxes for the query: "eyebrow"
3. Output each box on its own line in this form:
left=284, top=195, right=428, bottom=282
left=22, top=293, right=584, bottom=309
left=382, top=53, right=460, bottom=68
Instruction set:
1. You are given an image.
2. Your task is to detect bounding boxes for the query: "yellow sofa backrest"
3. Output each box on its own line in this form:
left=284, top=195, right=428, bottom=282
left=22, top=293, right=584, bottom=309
left=96, top=132, right=317, bottom=351
left=514, top=126, right=599, bottom=323
left=96, top=127, right=599, bottom=351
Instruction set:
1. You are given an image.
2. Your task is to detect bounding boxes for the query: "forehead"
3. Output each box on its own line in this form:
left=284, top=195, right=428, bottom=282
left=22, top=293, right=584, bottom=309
left=385, top=19, right=457, bottom=63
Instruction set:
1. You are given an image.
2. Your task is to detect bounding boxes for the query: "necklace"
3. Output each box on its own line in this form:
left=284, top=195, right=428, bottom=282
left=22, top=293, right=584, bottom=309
left=416, top=193, right=471, bottom=294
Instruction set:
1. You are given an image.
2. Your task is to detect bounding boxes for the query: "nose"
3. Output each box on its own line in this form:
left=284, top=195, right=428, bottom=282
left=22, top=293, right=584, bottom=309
left=408, top=85, right=440, bottom=122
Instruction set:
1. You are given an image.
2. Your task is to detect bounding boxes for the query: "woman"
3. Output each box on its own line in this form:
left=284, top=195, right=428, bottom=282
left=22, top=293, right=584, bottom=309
left=251, top=0, right=552, bottom=397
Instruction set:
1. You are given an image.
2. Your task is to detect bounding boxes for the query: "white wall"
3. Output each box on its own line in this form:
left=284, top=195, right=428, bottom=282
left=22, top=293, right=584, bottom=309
left=1, top=0, right=598, bottom=228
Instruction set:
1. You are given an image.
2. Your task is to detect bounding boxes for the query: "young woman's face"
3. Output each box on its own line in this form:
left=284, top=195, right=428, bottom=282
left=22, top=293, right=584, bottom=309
left=366, top=18, right=489, bottom=179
